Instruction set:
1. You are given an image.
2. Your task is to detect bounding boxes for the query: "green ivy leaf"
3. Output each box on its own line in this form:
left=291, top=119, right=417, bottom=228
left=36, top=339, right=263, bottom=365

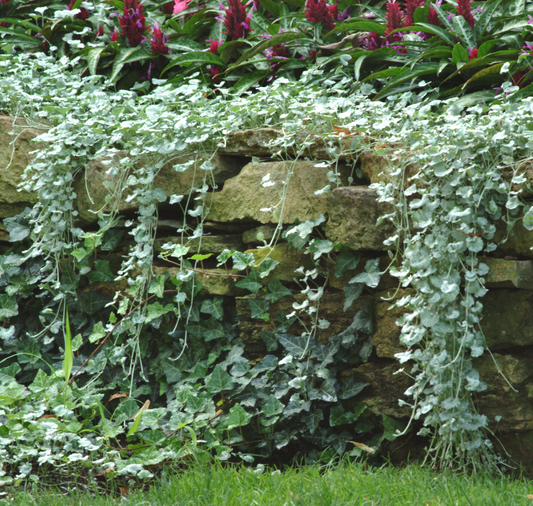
left=87, top=260, right=114, bottom=284
left=330, top=405, right=356, bottom=426
left=206, top=365, right=235, bottom=394
left=226, top=403, right=252, bottom=429
left=263, top=396, right=284, bottom=417
left=343, top=283, right=363, bottom=311
left=145, top=302, right=175, bottom=323
left=265, top=279, right=291, bottom=303
left=0, top=294, right=18, bottom=320
left=349, top=258, right=380, bottom=288
left=233, top=252, right=255, bottom=271
left=249, top=298, right=270, bottom=319
left=203, top=317, right=226, bottom=341
left=334, top=248, right=361, bottom=278
left=60, top=261, right=80, bottom=292
left=339, top=378, right=370, bottom=400
left=88, top=321, right=106, bottom=344
left=382, top=414, right=406, bottom=441
left=235, top=271, right=263, bottom=293
left=200, top=296, right=224, bottom=320
left=277, top=333, right=307, bottom=357
left=260, top=331, right=278, bottom=352
left=301, top=409, right=324, bottom=434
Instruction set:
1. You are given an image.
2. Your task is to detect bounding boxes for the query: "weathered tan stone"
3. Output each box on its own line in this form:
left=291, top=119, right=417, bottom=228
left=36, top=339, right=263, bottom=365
left=246, top=243, right=315, bottom=283
left=152, top=266, right=246, bottom=296
left=484, top=257, right=533, bottom=289
left=203, top=161, right=353, bottom=225
left=236, top=292, right=374, bottom=355
left=219, top=128, right=358, bottom=160
left=326, top=187, right=395, bottom=251
left=153, top=234, right=246, bottom=255
left=0, top=116, right=42, bottom=218
left=359, top=149, right=421, bottom=187
left=242, top=225, right=277, bottom=245
left=75, top=154, right=245, bottom=224
left=350, top=360, right=412, bottom=419
left=476, top=353, right=533, bottom=433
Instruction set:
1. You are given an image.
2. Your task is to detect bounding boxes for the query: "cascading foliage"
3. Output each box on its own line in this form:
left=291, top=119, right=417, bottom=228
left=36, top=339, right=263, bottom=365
left=0, top=50, right=533, bottom=487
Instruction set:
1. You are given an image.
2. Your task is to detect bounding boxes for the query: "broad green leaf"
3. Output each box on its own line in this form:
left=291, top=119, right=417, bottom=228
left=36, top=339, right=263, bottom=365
left=249, top=298, right=270, bottom=319
left=432, top=3, right=455, bottom=33
left=171, top=244, right=190, bottom=258
left=233, top=252, right=255, bottom=270
left=200, top=296, right=224, bottom=320
left=166, top=39, right=205, bottom=52
left=203, top=316, right=225, bottom=341
left=162, top=361, right=183, bottom=383
left=0, top=26, right=41, bottom=44
left=80, top=291, right=110, bottom=315
left=327, top=19, right=386, bottom=36
left=206, top=364, right=235, bottom=394
left=218, top=40, right=249, bottom=64
left=162, top=51, right=224, bottom=74
left=235, top=271, right=263, bottom=293
left=259, top=0, right=281, bottom=16
left=354, top=54, right=368, bottom=82
left=229, top=356, right=250, bottom=377
left=309, top=239, right=333, bottom=260
left=60, top=261, right=80, bottom=292
left=86, top=47, right=107, bottom=76
left=382, top=414, right=405, bottom=441
left=258, top=258, right=279, bottom=278
left=148, top=274, right=166, bottom=298
left=452, top=16, right=475, bottom=50
left=462, top=62, right=505, bottom=89
left=88, top=321, right=106, bottom=344
left=127, top=411, right=143, bottom=437
left=87, top=260, right=114, bottom=283
left=63, top=310, right=73, bottom=386
left=231, top=70, right=269, bottom=95
left=353, top=303, right=375, bottom=335
left=452, top=42, right=470, bottom=64
left=0, top=294, right=18, bottom=320
left=109, top=46, right=154, bottom=83
left=330, top=405, right=356, bottom=426
left=260, top=331, right=278, bottom=352
left=277, top=333, right=307, bottom=357
left=473, top=0, right=503, bottom=41
left=301, top=409, right=324, bottom=433
left=339, top=378, right=370, bottom=400
left=309, top=378, right=337, bottom=402
left=232, top=30, right=300, bottom=67
left=145, top=302, right=174, bottom=323
left=334, top=248, right=361, bottom=278
left=349, top=258, right=380, bottom=288
left=265, top=279, right=291, bottom=303
left=226, top=403, right=252, bottom=429
left=263, top=396, right=284, bottom=417
left=190, top=253, right=213, bottom=262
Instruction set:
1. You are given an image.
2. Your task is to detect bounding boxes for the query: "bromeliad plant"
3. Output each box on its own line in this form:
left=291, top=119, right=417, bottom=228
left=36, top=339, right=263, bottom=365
left=1, top=0, right=533, bottom=101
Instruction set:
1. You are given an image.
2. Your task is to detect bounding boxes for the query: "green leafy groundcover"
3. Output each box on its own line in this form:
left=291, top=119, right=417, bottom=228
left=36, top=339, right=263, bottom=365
left=2, top=0, right=533, bottom=103
left=1, top=34, right=533, bottom=488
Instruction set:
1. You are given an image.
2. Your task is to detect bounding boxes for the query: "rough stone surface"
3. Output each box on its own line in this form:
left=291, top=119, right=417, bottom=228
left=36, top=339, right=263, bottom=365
left=153, top=234, right=246, bottom=254
left=0, top=116, right=41, bottom=218
left=246, top=243, right=315, bottom=283
left=476, top=353, right=533, bottom=433
left=359, top=149, right=421, bottom=187
left=326, top=187, right=395, bottom=251
left=373, top=288, right=533, bottom=358
left=350, top=360, right=412, bottom=419
left=203, top=161, right=354, bottom=225
left=75, top=154, right=246, bottom=224
left=152, top=266, right=246, bottom=296
left=493, top=218, right=533, bottom=259
left=236, top=292, right=374, bottom=356
left=219, top=128, right=357, bottom=160
left=242, top=225, right=277, bottom=245
left=484, top=257, right=533, bottom=289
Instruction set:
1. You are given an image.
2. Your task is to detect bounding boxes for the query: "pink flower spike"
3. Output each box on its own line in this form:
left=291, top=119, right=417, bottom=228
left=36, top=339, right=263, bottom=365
left=529, top=14, right=533, bottom=24
left=173, top=0, right=189, bottom=15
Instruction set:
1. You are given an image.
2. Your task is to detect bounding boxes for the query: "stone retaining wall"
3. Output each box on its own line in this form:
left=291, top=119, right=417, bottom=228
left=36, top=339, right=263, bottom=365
left=4, top=117, right=533, bottom=469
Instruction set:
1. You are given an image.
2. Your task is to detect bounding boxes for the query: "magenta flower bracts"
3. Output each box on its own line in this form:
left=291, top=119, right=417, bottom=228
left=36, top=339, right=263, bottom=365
left=119, top=0, right=149, bottom=47
left=67, top=0, right=89, bottom=21
left=223, top=0, right=252, bottom=41
left=305, top=0, right=337, bottom=31
left=151, top=22, right=171, bottom=55
left=403, top=0, right=425, bottom=27
left=427, top=5, right=440, bottom=27
left=456, top=0, right=475, bottom=29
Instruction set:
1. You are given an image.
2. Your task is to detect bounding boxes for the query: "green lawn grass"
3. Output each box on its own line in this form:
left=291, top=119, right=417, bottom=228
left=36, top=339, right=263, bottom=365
left=4, top=462, right=533, bottom=506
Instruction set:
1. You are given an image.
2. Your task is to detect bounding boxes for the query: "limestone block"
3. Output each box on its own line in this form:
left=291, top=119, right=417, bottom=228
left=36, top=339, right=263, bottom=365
left=0, top=116, right=41, bottom=218
left=75, top=154, right=244, bottom=224
left=219, top=128, right=357, bottom=160
left=476, top=353, right=533, bottom=433
left=359, top=149, right=421, bottom=187
left=203, top=161, right=353, bottom=225
left=326, top=187, right=395, bottom=251
left=350, top=360, right=412, bottom=419
left=245, top=243, right=315, bottom=283
left=235, top=292, right=373, bottom=355
left=484, top=257, right=533, bottom=289
left=242, top=225, right=277, bottom=245
left=152, top=266, right=246, bottom=296
left=153, top=234, right=246, bottom=255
